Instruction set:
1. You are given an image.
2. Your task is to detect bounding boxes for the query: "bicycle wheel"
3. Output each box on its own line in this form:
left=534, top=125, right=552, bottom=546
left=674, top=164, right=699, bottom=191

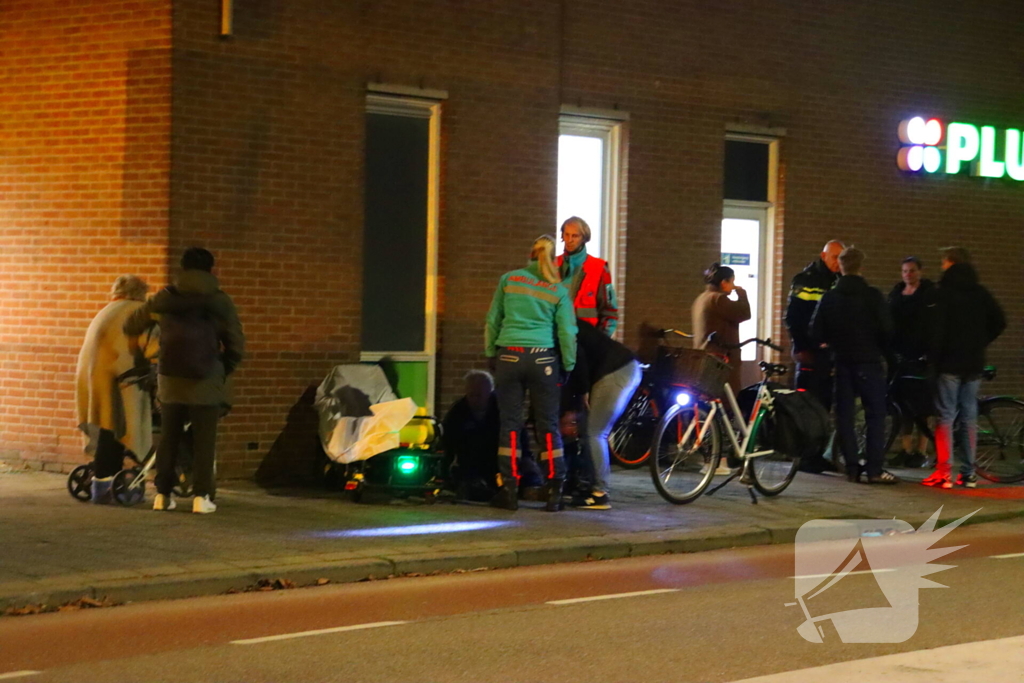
left=748, top=407, right=800, bottom=496
left=649, top=403, right=720, bottom=504
left=609, top=387, right=661, bottom=469
left=975, top=397, right=1024, bottom=483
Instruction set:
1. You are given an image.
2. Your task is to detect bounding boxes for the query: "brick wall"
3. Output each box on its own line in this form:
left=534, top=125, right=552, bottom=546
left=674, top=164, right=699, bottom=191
left=0, top=0, right=171, bottom=471
left=4, top=0, right=1023, bottom=476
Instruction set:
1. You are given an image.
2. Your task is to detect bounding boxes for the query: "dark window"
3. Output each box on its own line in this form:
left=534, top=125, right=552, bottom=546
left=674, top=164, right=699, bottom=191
left=724, top=140, right=769, bottom=202
left=362, top=112, right=429, bottom=352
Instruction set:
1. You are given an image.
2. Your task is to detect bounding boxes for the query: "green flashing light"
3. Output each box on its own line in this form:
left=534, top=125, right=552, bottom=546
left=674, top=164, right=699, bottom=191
left=1005, top=129, right=1024, bottom=181
left=945, top=122, right=980, bottom=174
left=978, top=126, right=1006, bottom=178
left=395, top=455, right=420, bottom=475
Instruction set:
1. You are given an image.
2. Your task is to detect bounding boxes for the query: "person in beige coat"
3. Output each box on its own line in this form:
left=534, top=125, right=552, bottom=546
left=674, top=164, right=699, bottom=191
left=692, top=263, right=751, bottom=392
left=75, top=275, right=158, bottom=501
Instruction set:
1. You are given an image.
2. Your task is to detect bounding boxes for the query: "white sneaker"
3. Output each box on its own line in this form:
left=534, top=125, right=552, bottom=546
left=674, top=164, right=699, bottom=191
left=153, top=493, right=176, bottom=511
left=192, top=495, right=217, bottom=514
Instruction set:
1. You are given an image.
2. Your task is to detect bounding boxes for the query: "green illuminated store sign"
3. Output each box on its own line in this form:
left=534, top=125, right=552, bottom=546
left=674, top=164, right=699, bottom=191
left=897, top=116, right=1024, bottom=180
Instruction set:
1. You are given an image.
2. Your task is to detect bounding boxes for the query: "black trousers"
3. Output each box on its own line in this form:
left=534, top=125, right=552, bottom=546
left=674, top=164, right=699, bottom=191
left=834, top=362, right=887, bottom=478
left=494, top=347, right=566, bottom=485
left=156, top=403, right=219, bottom=498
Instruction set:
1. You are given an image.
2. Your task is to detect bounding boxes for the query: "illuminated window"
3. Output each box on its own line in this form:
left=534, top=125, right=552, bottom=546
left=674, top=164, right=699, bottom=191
left=557, top=112, right=625, bottom=278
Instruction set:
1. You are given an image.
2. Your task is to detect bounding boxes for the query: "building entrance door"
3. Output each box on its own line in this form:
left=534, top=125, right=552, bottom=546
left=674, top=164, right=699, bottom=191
left=721, top=205, right=769, bottom=386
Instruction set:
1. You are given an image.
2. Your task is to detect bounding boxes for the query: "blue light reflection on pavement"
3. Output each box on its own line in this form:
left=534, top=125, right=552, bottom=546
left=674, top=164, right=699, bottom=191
left=309, top=521, right=515, bottom=538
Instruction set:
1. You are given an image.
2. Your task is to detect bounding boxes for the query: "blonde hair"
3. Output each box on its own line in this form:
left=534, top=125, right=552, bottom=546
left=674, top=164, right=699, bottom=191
left=110, top=275, right=148, bottom=301
left=530, top=235, right=561, bottom=283
left=560, top=216, right=592, bottom=243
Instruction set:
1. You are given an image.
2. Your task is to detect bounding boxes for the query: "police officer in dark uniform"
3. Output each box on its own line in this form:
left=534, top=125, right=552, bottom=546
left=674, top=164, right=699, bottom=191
left=784, top=240, right=844, bottom=410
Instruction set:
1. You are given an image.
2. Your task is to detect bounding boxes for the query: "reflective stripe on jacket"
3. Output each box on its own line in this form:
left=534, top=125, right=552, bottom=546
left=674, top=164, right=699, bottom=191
left=557, top=250, right=618, bottom=336
left=484, top=262, right=578, bottom=371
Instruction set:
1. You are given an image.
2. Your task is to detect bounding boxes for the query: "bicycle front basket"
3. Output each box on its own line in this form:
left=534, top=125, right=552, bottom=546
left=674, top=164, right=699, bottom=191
left=667, top=348, right=732, bottom=398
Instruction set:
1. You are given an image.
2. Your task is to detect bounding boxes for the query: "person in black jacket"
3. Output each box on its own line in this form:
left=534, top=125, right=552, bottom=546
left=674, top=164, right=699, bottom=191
left=785, top=240, right=844, bottom=409
left=811, top=247, right=897, bottom=484
left=887, top=256, right=937, bottom=468
left=441, top=371, right=542, bottom=501
left=565, top=321, right=642, bottom=509
left=921, top=247, right=1006, bottom=489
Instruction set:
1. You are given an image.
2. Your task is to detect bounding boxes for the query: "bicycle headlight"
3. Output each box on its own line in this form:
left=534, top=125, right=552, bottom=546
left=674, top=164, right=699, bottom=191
left=675, top=392, right=692, bottom=407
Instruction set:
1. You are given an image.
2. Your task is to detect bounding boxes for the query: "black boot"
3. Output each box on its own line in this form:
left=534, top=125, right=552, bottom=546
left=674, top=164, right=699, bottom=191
left=544, top=478, right=565, bottom=512
left=490, top=477, right=518, bottom=511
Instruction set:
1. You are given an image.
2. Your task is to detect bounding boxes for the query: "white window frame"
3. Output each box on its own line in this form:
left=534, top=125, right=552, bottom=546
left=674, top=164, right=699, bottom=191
left=723, top=133, right=780, bottom=361
left=360, top=87, right=444, bottom=413
left=558, top=107, right=626, bottom=287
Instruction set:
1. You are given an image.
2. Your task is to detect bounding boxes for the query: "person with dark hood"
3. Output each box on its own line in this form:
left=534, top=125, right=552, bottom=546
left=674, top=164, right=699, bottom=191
left=921, top=247, right=1005, bottom=489
left=811, top=247, right=897, bottom=485
left=125, top=247, right=245, bottom=514
left=785, top=240, right=844, bottom=409
left=887, top=256, right=937, bottom=468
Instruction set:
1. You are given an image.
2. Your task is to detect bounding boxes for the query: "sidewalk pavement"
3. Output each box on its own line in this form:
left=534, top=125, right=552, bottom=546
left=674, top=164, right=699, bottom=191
left=1, top=465, right=1021, bottom=611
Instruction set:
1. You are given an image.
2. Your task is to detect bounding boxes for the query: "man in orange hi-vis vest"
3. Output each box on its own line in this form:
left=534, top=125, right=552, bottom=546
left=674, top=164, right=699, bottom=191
left=556, top=216, right=619, bottom=337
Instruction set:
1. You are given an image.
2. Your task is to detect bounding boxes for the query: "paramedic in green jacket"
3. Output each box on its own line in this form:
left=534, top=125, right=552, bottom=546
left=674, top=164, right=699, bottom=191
left=485, top=235, right=578, bottom=511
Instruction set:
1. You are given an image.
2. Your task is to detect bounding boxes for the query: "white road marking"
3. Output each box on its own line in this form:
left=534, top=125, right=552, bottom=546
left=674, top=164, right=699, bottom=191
left=0, top=672, right=41, bottom=681
left=546, top=588, right=680, bottom=605
left=231, top=621, right=407, bottom=645
left=791, top=568, right=897, bottom=580
left=991, top=551, right=1024, bottom=559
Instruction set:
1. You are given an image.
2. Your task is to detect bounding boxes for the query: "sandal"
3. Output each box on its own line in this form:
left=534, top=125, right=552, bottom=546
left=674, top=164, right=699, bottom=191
left=866, top=470, right=900, bottom=485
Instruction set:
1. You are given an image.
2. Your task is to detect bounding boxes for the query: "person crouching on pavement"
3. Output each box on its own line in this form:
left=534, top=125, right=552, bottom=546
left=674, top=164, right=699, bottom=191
left=125, top=247, right=245, bottom=514
left=75, top=275, right=158, bottom=503
left=441, top=370, right=544, bottom=501
left=485, top=235, right=578, bottom=511
left=565, top=320, right=642, bottom=510
left=811, top=247, right=898, bottom=485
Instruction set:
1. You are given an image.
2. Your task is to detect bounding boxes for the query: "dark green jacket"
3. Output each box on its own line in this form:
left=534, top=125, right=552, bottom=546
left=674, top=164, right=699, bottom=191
left=124, top=270, right=245, bottom=406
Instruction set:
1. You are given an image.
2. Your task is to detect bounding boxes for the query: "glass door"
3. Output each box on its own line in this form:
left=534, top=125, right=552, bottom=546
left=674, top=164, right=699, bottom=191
left=721, top=206, right=767, bottom=367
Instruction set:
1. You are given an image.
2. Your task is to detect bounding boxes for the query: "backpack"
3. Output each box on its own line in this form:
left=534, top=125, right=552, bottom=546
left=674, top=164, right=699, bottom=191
left=158, top=288, right=220, bottom=380
left=770, top=389, right=831, bottom=469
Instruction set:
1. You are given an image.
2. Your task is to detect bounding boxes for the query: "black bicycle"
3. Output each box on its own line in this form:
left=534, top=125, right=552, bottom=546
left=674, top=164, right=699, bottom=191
left=853, top=364, right=1024, bottom=484
left=608, top=329, right=693, bottom=469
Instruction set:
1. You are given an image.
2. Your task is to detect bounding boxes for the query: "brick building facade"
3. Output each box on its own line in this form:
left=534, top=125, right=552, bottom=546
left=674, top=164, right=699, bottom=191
left=3, top=0, right=1022, bottom=477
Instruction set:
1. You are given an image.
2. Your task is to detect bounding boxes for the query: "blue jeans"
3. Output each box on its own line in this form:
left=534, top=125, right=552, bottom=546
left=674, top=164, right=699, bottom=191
left=585, top=360, right=642, bottom=494
left=834, top=362, right=887, bottom=478
left=934, top=374, right=981, bottom=478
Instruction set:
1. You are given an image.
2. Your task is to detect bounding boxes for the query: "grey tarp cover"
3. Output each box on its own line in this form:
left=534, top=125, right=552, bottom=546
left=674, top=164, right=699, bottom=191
left=315, top=364, right=417, bottom=464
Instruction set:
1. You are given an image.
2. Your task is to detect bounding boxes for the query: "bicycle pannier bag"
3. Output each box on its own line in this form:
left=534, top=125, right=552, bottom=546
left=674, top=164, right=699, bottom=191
left=771, top=389, right=830, bottom=467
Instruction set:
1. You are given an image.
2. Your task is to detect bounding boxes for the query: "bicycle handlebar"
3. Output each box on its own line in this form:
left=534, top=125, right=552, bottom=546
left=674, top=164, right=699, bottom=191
left=706, top=332, right=784, bottom=353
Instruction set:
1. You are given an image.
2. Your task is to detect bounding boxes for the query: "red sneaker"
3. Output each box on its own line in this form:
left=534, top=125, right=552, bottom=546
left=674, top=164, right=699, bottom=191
left=921, top=472, right=952, bottom=488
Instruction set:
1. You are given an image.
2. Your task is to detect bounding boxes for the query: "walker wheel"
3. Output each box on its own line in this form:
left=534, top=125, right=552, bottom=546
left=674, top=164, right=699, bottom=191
left=112, top=468, right=146, bottom=506
left=67, top=464, right=94, bottom=502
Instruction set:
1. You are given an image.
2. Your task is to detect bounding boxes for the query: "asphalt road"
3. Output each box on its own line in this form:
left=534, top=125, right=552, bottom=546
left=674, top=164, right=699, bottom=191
left=1, top=519, right=1021, bottom=683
